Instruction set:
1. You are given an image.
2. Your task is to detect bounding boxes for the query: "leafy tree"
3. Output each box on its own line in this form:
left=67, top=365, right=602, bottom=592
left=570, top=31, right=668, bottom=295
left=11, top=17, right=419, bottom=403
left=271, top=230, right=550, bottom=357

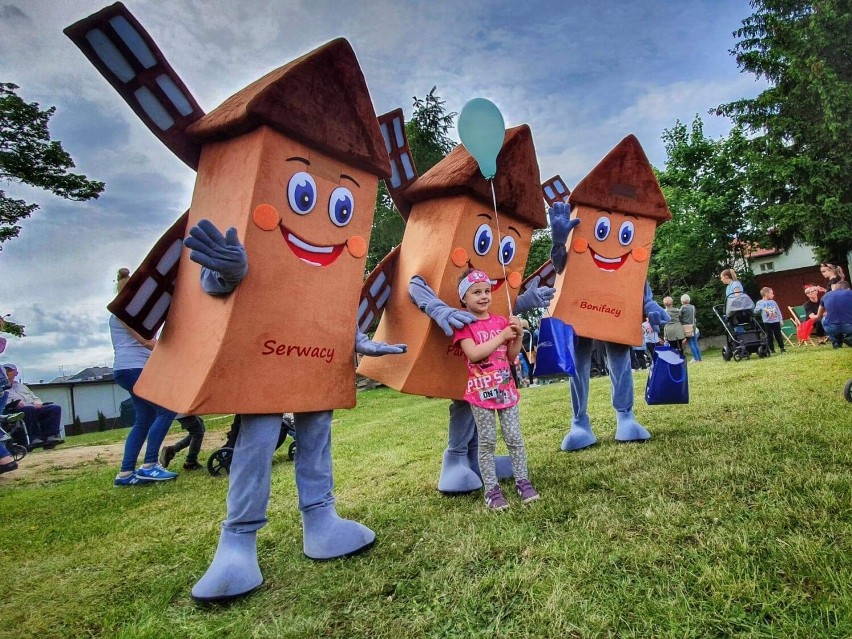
left=651, top=116, right=755, bottom=334
left=0, top=83, right=104, bottom=249
left=715, top=0, right=852, bottom=262
left=0, top=314, right=25, bottom=337
left=366, top=88, right=456, bottom=272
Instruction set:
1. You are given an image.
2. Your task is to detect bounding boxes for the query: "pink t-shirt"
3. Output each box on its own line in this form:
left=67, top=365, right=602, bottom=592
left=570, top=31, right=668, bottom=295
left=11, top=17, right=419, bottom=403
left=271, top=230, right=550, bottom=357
left=453, top=314, right=519, bottom=410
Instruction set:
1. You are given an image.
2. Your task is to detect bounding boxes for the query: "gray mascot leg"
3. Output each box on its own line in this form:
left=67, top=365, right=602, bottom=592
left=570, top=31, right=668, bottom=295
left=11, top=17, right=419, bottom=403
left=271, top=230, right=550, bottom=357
left=439, top=400, right=513, bottom=494
left=606, top=342, right=651, bottom=442
left=562, top=336, right=598, bottom=451
left=296, top=410, right=375, bottom=559
left=438, top=400, right=482, bottom=494
left=191, top=413, right=280, bottom=602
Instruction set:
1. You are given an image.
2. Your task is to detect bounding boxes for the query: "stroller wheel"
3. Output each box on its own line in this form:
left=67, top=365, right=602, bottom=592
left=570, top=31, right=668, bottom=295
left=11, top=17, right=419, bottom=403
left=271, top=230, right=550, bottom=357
left=288, top=441, right=296, bottom=461
left=207, top=447, right=234, bottom=476
left=732, top=349, right=743, bottom=362
left=9, top=443, right=27, bottom=462
left=722, top=347, right=731, bottom=362
left=758, top=345, right=770, bottom=358
left=844, top=378, right=852, bottom=403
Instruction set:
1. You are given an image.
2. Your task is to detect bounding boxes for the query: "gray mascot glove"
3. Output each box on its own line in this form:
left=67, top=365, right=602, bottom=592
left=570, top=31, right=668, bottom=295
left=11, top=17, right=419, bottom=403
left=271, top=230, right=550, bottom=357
left=548, top=202, right=580, bottom=274
left=355, top=328, right=407, bottom=356
left=184, top=219, right=248, bottom=295
left=409, top=275, right=476, bottom=337
left=643, top=281, right=670, bottom=333
left=513, top=275, right=555, bottom=314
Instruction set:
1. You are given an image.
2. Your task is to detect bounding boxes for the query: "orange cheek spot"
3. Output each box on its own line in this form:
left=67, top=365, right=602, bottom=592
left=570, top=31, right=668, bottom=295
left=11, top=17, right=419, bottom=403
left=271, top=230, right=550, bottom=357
left=572, top=238, right=588, bottom=253
left=507, top=271, right=522, bottom=289
left=252, top=204, right=280, bottom=231
left=347, top=236, right=367, bottom=258
left=451, top=247, right=469, bottom=268
left=632, top=246, right=650, bottom=262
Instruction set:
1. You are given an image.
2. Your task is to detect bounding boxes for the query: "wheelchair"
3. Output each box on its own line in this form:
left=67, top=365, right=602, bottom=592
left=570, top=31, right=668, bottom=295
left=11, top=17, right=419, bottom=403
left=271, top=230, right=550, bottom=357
left=0, top=412, right=28, bottom=461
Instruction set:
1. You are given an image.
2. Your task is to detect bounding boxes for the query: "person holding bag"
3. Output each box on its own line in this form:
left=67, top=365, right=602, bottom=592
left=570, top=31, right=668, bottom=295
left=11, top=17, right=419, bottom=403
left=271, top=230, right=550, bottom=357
left=679, top=294, right=702, bottom=362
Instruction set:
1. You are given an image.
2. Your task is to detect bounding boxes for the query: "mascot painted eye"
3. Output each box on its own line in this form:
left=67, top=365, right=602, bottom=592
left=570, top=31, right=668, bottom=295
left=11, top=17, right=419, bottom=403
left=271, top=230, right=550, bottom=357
left=499, top=235, right=516, bottom=265
left=473, top=223, right=493, bottom=256
left=328, top=187, right=354, bottom=226
left=594, top=216, right=610, bottom=241
left=287, top=172, right=317, bottom=214
left=618, top=220, right=635, bottom=246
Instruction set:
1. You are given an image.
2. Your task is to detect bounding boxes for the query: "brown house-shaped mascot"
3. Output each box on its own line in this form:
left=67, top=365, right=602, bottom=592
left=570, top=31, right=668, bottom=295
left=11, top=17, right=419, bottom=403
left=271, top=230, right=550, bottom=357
left=133, top=40, right=389, bottom=414
left=357, top=123, right=544, bottom=400
left=548, top=135, right=670, bottom=345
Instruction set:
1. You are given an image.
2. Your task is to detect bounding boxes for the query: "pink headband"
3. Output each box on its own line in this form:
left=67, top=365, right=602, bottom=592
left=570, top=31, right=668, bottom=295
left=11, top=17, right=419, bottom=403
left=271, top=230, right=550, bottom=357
left=458, top=270, right=496, bottom=300
left=804, top=284, right=825, bottom=294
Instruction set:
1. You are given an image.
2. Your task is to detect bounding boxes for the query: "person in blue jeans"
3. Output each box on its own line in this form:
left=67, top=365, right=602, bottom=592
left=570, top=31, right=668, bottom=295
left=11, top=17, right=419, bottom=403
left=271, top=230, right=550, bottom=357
left=815, top=280, right=852, bottom=348
left=110, top=268, right=177, bottom=486
left=679, top=294, right=702, bottom=362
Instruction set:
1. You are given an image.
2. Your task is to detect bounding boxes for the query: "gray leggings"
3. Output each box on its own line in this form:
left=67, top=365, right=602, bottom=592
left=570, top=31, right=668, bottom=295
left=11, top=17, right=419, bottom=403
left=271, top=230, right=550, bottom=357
left=470, top=403, right=528, bottom=491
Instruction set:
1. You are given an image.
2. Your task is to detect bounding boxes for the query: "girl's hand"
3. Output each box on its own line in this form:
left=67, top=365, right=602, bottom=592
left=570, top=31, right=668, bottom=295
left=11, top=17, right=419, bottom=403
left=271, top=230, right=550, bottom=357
left=500, top=327, right=516, bottom=343
left=508, top=316, right=522, bottom=337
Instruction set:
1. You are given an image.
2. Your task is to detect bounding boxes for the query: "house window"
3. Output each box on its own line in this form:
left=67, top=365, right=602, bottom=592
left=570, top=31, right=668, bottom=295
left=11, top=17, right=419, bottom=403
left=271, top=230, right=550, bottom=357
left=760, top=262, right=774, bottom=272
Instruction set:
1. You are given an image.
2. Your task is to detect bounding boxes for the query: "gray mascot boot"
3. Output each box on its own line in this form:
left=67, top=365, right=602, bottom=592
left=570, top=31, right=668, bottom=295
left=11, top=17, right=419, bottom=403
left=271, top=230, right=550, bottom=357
left=191, top=414, right=280, bottom=602
left=438, top=400, right=483, bottom=494
left=562, top=336, right=599, bottom=451
left=296, top=411, right=375, bottom=559
left=607, top=342, right=651, bottom=443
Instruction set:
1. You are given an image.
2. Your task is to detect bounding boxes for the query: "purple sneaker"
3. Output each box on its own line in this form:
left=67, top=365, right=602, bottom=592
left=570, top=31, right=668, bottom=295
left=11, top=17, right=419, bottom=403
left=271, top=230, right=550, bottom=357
left=516, top=479, right=540, bottom=504
left=484, top=486, right=509, bottom=511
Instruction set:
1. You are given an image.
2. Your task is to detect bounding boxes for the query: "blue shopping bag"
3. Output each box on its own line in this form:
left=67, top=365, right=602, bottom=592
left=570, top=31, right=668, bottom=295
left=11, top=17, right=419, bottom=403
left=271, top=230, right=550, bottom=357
left=645, top=345, right=689, bottom=405
left=533, top=317, right=576, bottom=377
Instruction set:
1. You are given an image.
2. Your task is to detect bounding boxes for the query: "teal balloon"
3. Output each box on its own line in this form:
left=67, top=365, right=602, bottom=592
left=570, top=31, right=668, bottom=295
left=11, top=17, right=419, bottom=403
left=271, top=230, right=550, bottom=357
left=458, top=98, right=505, bottom=179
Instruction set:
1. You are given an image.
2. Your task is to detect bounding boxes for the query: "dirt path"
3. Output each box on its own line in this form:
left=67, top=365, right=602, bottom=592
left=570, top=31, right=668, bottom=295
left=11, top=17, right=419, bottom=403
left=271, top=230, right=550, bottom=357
left=0, top=434, right=189, bottom=483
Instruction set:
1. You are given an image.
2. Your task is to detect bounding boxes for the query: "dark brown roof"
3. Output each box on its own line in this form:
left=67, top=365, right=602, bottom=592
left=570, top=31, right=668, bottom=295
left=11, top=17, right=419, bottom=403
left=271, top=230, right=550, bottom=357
left=400, top=125, right=545, bottom=227
left=569, top=134, right=671, bottom=223
left=187, top=38, right=390, bottom=178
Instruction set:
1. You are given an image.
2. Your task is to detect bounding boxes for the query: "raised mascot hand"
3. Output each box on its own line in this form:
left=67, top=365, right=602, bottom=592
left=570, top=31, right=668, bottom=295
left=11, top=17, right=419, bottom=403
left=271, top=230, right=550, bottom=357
left=184, top=219, right=248, bottom=284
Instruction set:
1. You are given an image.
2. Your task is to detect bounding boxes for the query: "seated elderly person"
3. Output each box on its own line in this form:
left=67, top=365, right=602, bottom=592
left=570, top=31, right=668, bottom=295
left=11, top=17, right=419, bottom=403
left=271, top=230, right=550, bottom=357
left=815, top=280, right=852, bottom=349
left=2, top=363, right=63, bottom=449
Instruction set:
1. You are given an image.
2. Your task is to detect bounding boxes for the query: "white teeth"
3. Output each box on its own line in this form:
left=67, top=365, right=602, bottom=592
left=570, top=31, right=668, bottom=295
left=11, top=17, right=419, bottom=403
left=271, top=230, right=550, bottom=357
left=300, top=258, right=322, bottom=266
left=288, top=233, right=332, bottom=253
left=595, top=254, right=623, bottom=263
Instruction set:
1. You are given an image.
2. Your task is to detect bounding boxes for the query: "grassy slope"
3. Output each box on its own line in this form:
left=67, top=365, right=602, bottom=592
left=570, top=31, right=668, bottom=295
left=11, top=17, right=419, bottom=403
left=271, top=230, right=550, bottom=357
left=1, top=347, right=851, bottom=638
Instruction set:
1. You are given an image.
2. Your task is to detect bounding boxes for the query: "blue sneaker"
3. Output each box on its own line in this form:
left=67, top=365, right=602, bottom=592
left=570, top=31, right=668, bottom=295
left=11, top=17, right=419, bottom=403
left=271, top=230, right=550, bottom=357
left=114, top=473, right=150, bottom=487
left=134, top=464, right=178, bottom=481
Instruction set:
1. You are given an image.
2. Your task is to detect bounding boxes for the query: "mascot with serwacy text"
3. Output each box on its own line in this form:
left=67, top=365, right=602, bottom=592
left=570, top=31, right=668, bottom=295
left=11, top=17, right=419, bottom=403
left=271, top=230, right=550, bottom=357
left=66, top=3, right=405, bottom=603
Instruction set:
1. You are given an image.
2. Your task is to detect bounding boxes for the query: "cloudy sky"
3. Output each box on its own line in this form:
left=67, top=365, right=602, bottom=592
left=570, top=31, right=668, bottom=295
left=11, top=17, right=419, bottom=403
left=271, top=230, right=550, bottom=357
left=1, top=0, right=764, bottom=383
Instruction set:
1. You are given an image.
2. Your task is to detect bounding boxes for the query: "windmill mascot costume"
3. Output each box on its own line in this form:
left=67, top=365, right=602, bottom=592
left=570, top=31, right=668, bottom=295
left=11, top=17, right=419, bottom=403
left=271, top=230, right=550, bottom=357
left=547, top=135, right=670, bottom=450
left=357, top=103, right=555, bottom=494
left=67, top=4, right=405, bottom=602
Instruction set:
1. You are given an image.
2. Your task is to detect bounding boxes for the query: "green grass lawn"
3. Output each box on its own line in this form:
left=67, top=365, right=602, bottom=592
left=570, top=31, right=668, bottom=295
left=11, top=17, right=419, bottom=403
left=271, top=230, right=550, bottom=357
left=2, top=347, right=851, bottom=638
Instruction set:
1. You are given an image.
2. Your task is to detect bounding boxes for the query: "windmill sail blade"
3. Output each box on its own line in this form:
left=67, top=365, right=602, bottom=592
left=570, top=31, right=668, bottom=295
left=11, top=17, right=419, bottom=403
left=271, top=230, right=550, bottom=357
left=378, top=108, right=417, bottom=220
left=542, top=175, right=570, bottom=206
left=358, top=246, right=400, bottom=333
left=65, top=2, right=204, bottom=169
left=108, top=212, right=188, bottom=339
left=521, top=259, right=556, bottom=291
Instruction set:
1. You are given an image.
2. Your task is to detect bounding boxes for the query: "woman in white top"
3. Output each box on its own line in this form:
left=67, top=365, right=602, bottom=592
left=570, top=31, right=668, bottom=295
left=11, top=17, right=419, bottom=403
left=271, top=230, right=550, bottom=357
left=110, top=268, right=178, bottom=486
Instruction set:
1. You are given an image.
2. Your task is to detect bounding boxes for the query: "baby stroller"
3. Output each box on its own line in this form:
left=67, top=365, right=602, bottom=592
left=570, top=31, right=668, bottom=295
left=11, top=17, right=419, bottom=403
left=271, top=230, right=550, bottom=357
left=207, top=413, right=296, bottom=476
left=713, top=293, right=770, bottom=361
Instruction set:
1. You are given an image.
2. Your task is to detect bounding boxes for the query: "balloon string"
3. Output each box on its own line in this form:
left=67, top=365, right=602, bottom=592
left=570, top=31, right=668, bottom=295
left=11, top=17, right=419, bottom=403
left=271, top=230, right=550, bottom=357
left=489, top=179, right=513, bottom=315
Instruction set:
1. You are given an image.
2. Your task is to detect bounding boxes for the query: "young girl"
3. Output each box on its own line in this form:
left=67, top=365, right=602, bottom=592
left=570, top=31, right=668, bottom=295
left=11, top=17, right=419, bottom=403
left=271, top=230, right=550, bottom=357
left=452, top=269, right=539, bottom=511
